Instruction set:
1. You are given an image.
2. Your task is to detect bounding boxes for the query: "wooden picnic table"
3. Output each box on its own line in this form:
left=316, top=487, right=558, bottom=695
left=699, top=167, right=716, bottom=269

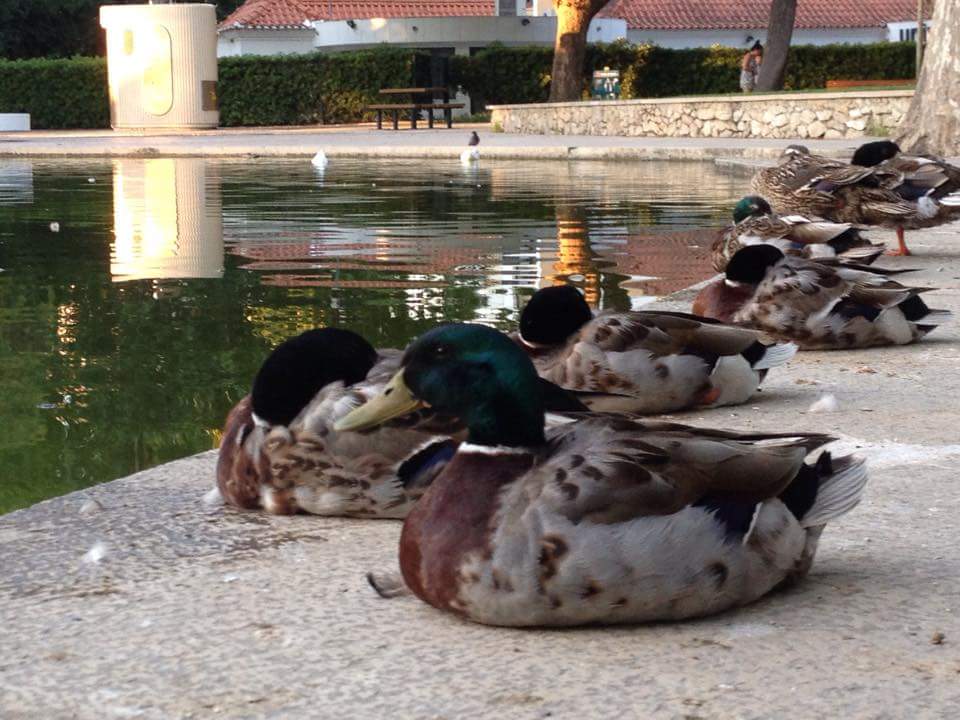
left=367, top=86, right=464, bottom=130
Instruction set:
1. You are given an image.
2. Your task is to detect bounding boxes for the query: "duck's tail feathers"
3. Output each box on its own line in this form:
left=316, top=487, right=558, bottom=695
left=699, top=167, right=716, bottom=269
left=836, top=244, right=884, bottom=265
left=800, top=453, right=868, bottom=529
left=897, top=294, right=953, bottom=327
left=939, top=189, right=960, bottom=207
left=751, top=341, right=798, bottom=370
left=917, top=194, right=941, bottom=219
left=914, top=309, right=954, bottom=334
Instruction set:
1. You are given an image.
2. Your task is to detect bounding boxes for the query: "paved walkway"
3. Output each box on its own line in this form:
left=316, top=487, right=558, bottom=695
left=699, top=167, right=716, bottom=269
left=2, top=214, right=959, bottom=717
left=0, top=124, right=874, bottom=160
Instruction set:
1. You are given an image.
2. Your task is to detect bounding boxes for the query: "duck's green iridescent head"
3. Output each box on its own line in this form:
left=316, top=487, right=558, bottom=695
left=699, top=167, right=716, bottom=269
left=732, top=195, right=773, bottom=224
left=336, top=323, right=546, bottom=447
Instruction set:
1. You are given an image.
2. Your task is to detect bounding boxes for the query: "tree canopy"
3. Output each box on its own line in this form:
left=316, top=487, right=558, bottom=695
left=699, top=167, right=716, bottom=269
left=0, top=0, right=244, bottom=59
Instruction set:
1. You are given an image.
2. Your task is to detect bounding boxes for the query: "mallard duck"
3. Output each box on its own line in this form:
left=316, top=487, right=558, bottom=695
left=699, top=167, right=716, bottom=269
left=692, top=245, right=952, bottom=350
left=712, top=195, right=884, bottom=272
left=217, top=327, right=588, bottom=517
left=753, top=145, right=960, bottom=257
left=334, top=323, right=867, bottom=627
left=513, top=285, right=796, bottom=414
left=216, top=328, right=463, bottom=517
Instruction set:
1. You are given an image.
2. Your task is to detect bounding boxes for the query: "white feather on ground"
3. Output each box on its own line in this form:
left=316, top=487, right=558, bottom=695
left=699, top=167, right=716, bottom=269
left=808, top=394, right=839, bottom=413
left=82, top=542, right=107, bottom=564
left=203, top=486, right=223, bottom=507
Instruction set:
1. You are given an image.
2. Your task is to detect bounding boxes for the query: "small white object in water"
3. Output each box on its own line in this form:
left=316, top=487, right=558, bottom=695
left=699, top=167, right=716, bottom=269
left=83, top=542, right=107, bottom=564
left=87, top=177, right=96, bottom=184
left=311, top=150, right=328, bottom=168
left=49, top=222, right=60, bottom=233
left=203, top=486, right=223, bottom=507
left=79, top=498, right=103, bottom=516
left=460, top=147, right=480, bottom=165
left=223, top=573, right=239, bottom=583
left=808, top=394, right=839, bottom=413
left=63, top=394, right=73, bottom=404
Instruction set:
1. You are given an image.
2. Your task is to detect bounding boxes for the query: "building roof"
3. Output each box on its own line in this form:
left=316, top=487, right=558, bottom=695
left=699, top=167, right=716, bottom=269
left=221, top=0, right=493, bottom=30
left=603, top=0, right=925, bottom=31
left=221, top=0, right=926, bottom=32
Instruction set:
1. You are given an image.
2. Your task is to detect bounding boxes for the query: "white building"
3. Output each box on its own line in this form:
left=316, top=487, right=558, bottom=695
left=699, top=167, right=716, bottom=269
left=218, top=0, right=930, bottom=57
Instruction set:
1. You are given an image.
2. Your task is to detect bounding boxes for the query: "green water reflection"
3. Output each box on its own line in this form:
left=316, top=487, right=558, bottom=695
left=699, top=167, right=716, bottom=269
left=0, top=157, right=747, bottom=513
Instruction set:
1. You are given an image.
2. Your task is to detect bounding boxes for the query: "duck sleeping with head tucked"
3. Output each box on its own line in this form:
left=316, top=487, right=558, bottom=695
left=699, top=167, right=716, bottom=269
left=514, top=285, right=796, bottom=414
left=693, top=245, right=953, bottom=350
left=216, top=327, right=464, bottom=517
left=336, top=323, right=868, bottom=627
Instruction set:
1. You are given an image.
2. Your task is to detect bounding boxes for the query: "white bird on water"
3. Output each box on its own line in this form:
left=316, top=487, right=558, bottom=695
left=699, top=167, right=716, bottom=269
left=311, top=150, right=328, bottom=169
left=460, top=131, right=480, bottom=165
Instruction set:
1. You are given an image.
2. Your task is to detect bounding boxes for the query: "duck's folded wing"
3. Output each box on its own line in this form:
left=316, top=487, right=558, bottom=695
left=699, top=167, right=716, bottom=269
left=749, top=259, right=852, bottom=321
left=536, top=416, right=832, bottom=524
left=581, top=311, right=761, bottom=358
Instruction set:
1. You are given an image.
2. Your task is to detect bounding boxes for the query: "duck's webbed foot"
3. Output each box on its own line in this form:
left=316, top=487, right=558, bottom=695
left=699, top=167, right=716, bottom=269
left=885, top=228, right=912, bottom=256
left=366, top=571, right=410, bottom=599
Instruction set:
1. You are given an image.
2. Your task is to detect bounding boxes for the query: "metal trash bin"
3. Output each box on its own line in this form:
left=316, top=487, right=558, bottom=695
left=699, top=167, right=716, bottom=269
left=591, top=67, right=621, bottom=101
left=100, top=3, right=218, bottom=129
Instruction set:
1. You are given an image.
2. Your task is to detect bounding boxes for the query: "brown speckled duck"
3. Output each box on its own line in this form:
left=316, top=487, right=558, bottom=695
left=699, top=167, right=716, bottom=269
left=335, top=323, right=868, bottom=627
left=513, top=285, right=796, bottom=414
left=216, top=328, right=463, bottom=517
left=693, top=245, right=953, bottom=350
left=753, top=144, right=960, bottom=257
left=712, top=195, right=884, bottom=272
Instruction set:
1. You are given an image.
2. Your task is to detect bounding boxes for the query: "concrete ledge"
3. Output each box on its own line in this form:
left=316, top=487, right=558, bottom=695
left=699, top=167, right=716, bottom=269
left=0, top=127, right=874, bottom=161
left=2, top=222, right=959, bottom=718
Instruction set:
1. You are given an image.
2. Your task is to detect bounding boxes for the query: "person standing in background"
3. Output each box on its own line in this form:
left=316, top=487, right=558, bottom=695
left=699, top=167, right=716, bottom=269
left=740, top=42, right=763, bottom=92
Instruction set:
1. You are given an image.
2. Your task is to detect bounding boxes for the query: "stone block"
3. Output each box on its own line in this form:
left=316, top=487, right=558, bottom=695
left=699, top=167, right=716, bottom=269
left=807, top=121, right=827, bottom=138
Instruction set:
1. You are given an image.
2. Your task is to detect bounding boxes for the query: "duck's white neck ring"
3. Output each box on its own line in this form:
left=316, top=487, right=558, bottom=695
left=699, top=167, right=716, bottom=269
left=251, top=412, right=272, bottom=429
left=518, top=334, right=550, bottom=350
left=724, top=279, right=748, bottom=288
left=458, top=442, right=535, bottom=456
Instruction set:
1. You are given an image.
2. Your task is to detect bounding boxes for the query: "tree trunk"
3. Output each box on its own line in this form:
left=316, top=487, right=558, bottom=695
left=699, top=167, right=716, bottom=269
left=755, top=0, right=797, bottom=91
left=897, top=0, right=959, bottom=155
left=549, top=0, right=609, bottom=102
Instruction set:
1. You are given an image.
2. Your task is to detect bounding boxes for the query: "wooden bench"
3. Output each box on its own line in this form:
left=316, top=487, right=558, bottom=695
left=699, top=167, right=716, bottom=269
left=825, top=78, right=914, bottom=90
left=367, top=87, right=465, bottom=130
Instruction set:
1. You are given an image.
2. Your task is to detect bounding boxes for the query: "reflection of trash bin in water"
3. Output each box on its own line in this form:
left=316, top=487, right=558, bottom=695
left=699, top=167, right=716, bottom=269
left=590, top=68, right=621, bottom=101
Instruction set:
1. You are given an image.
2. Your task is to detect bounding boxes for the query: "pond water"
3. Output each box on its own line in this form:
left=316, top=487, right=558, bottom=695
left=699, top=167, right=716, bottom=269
left=0, top=157, right=748, bottom=513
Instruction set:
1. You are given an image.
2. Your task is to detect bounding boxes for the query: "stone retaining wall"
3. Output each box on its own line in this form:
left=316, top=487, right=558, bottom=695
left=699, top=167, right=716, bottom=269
left=489, top=90, right=912, bottom=140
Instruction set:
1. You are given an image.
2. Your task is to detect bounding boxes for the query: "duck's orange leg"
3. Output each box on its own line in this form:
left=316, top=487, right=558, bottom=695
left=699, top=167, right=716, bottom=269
left=885, top=227, right=911, bottom=256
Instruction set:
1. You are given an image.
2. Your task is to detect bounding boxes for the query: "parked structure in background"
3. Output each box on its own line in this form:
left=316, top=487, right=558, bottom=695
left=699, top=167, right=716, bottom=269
left=217, top=0, right=932, bottom=57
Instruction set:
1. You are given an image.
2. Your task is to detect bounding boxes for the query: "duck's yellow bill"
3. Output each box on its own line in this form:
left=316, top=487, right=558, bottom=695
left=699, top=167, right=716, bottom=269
left=334, top=370, right=425, bottom=432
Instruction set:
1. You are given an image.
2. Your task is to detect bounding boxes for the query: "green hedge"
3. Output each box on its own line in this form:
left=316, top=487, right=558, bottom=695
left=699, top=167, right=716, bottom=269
left=0, top=42, right=916, bottom=129
left=0, top=56, right=109, bottom=129
left=453, top=40, right=917, bottom=108
left=0, top=47, right=419, bottom=129
left=218, top=47, right=419, bottom=126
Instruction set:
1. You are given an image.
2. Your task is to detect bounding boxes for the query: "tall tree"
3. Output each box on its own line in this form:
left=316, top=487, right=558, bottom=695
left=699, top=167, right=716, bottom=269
left=898, top=0, right=959, bottom=155
left=755, top=0, right=797, bottom=91
left=549, top=0, right=610, bottom=102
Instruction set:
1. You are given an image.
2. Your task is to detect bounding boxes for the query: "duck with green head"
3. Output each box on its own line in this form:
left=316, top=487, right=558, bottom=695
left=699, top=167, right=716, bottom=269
left=336, top=323, right=868, bottom=627
left=712, top=196, right=884, bottom=272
